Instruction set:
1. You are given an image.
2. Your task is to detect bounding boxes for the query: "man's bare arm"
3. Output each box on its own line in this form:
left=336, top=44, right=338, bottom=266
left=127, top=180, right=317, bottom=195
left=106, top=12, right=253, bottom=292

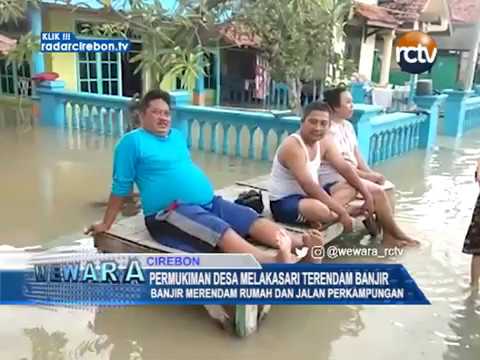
left=279, top=138, right=349, bottom=218
left=354, top=146, right=371, bottom=172
left=103, top=194, right=127, bottom=228
left=323, top=137, right=374, bottom=217
left=85, top=194, right=126, bottom=235
left=354, top=146, right=385, bottom=184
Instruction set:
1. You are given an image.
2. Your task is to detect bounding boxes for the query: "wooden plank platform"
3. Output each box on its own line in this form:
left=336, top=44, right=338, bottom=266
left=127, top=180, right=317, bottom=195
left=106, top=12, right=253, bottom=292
left=94, top=175, right=396, bottom=337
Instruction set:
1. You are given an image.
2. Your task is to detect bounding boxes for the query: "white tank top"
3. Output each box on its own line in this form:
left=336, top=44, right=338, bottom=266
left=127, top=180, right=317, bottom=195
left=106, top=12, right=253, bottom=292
left=269, top=133, right=321, bottom=201
left=319, top=120, right=358, bottom=186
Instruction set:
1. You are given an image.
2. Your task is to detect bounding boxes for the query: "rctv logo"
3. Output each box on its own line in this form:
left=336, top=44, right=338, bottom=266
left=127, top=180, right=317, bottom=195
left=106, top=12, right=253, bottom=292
left=395, top=31, right=438, bottom=74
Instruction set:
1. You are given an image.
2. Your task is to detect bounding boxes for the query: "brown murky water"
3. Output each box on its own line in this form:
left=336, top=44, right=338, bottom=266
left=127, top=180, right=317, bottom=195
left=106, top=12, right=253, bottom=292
left=0, top=106, right=479, bottom=360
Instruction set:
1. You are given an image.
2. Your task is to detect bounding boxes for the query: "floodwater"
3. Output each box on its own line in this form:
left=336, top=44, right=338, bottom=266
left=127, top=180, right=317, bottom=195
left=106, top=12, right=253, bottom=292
left=0, top=106, right=479, bottom=360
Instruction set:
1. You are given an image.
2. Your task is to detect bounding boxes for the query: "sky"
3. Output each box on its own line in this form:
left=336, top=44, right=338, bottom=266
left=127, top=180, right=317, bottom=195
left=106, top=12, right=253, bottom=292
left=40, top=0, right=178, bottom=11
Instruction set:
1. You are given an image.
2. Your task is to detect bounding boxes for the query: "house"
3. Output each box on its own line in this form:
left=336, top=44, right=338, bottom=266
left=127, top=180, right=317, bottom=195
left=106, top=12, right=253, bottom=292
left=434, top=0, right=480, bottom=90
left=344, top=0, right=454, bottom=89
left=0, top=0, right=222, bottom=105
left=345, top=0, right=400, bottom=84
left=0, top=2, right=141, bottom=99
left=361, top=0, right=480, bottom=91
left=377, top=0, right=480, bottom=91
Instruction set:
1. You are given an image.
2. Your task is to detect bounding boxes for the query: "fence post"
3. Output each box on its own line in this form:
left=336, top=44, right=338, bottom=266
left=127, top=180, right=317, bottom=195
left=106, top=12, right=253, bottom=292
left=36, top=80, right=65, bottom=127
left=170, top=91, right=192, bottom=140
left=351, top=82, right=366, bottom=104
left=350, top=104, right=382, bottom=165
left=474, top=85, right=480, bottom=96
left=442, top=90, right=473, bottom=137
left=193, top=68, right=205, bottom=106
left=414, top=94, right=447, bottom=149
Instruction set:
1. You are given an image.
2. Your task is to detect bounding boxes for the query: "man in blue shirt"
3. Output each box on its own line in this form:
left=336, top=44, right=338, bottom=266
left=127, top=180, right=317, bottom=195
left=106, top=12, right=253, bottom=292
left=86, top=89, right=320, bottom=263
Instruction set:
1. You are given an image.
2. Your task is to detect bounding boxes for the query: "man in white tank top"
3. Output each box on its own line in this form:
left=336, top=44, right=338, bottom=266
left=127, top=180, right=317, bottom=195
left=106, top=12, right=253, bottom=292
left=269, top=101, right=374, bottom=233
left=322, top=87, right=418, bottom=247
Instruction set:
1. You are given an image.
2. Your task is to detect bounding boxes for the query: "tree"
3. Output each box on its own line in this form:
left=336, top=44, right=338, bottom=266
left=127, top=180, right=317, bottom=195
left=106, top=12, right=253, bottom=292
left=237, top=0, right=354, bottom=113
left=88, top=0, right=232, bottom=90
left=1, top=0, right=40, bottom=76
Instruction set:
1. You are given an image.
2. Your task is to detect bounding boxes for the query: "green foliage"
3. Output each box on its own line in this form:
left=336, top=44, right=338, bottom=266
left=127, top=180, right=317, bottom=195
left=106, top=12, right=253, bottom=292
left=5, top=32, right=39, bottom=68
left=237, top=0, right=354, bottom=112
left=1, top=0, right=231, bottom=92
left=115, top=0, right=230, bottom=90
left=0, top=0, right=38, bottom=24
left=78, top=22, right=130, bottom=38
left=1, top=0, right=355, bottom=101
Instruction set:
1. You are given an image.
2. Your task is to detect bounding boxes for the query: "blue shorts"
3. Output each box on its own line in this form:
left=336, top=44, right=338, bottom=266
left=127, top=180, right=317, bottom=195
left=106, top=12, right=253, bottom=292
left=144, top=196, right=260, bottom=253
left=270, top=194, right=307, bottom=225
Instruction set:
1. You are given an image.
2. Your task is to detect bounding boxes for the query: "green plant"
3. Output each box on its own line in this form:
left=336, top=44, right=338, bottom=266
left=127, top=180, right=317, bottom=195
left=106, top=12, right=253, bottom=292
left=238, top=0, right=354, bottom=113
left=1, top=0, right=232, bottom=92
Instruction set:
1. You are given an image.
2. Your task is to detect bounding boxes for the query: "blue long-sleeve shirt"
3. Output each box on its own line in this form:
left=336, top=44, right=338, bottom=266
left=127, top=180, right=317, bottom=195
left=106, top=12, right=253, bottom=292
left=111, top=128, right=215, bottom=216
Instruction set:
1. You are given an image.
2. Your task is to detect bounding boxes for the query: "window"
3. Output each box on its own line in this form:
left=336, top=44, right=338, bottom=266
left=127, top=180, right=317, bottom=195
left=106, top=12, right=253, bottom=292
left=204, top=53, right=216, bottom=90
left=0, top=57, right=31, bottom=96
left=75, top=20, right=124, bottom=96
left=77, top=52, right=121, bottom=95
left=0, top=58, right=15, bottom=95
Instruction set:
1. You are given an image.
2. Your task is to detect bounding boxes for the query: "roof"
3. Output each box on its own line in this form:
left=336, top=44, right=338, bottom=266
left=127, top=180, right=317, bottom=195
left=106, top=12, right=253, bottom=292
left=216, top=22, right=260, bottom=48
left=0, top=33, right=16, bottom=55
left=448, top=0, right=480, bottom=24
left=354, top=2, right=401, bottom=28
left=378, top=0, right=429, bottom=23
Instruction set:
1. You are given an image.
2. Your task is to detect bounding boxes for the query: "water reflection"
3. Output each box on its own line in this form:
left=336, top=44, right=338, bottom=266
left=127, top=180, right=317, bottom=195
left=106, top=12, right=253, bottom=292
left=2, top=106, right=480, bottom=359
left=23, top=327, right=68, bottom=360
left=85, top=305, right=365, bottom=360
left=443, top=292, right=480, bottom=360
left=0, top=108, right=270, bottom=248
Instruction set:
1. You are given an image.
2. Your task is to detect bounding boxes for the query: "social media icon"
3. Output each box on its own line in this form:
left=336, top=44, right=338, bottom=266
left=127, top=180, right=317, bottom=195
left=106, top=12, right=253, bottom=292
left=295, top=247, right=309, bottom=259
left=312, top=246, right=325, bottom=259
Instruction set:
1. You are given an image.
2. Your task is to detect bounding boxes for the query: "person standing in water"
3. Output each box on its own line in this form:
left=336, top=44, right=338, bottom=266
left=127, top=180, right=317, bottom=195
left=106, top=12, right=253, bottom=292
left=463, top=159, right=480, bottom=290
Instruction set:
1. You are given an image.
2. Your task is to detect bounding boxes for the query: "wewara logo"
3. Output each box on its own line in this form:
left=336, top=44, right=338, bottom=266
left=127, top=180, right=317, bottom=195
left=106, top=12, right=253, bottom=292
left=395, top=31, right=438, bottom=74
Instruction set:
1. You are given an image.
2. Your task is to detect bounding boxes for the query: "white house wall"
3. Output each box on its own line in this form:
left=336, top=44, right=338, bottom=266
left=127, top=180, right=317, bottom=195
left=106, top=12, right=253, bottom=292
left=354, top=0, right=378, bottom=80
left=359, top=32, right=376, bottom=80
left=435, top=24, right=478, bottom=51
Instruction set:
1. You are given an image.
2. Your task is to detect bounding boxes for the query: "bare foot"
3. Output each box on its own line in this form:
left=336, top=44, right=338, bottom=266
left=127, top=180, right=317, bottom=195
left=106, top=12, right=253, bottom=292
left=398, top=235, right=420, bottom=247
left=383, top=233, right=410, bottom=248
left=393, top=229, right=420, bottom=246
left=275, top=230, right=299, bottom=263
left=302, top=229, right=324, bottom=263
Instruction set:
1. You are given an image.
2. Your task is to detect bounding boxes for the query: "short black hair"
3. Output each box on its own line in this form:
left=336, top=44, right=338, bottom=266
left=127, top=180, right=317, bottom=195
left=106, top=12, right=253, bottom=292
left=301, top=101, right=332, bottom=122
left=139, top=89, right=171, bottom=112
left=323, top=86, right=348, bottom=109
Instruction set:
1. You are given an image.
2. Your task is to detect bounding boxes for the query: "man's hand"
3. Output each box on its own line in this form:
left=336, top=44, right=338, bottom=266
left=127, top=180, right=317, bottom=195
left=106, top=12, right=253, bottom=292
left=84, top=221, right=109, bottom=236
left=367, top=171, right=385, bottom=185
left=339, top=212, right=353, bottom=233
left=362, top=192, right=375, bottom=218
